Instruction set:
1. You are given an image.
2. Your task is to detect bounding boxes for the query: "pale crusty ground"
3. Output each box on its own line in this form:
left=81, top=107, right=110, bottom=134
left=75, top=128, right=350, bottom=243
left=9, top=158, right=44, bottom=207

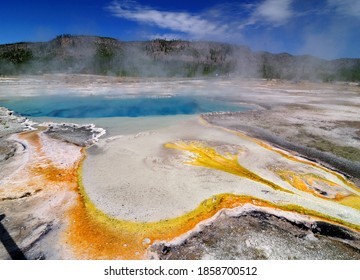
left=83, top=116, right=359, bottom=226
left=0, top=132, right=81, bottom=260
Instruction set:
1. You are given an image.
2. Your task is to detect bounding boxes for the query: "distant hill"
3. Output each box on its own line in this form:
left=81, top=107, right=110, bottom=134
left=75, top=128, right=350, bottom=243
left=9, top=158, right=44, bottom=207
left=0, top=34, right=359, bottom=81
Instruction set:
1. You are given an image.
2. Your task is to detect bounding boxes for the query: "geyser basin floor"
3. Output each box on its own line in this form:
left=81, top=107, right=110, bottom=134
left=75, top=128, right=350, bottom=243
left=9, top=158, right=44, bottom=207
left=1, top=76, right=360, bottom=260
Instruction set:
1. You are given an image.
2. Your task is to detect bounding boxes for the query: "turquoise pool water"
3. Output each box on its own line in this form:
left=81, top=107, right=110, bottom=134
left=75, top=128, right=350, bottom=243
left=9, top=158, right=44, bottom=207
left=1, top=95, right=248, bottom=118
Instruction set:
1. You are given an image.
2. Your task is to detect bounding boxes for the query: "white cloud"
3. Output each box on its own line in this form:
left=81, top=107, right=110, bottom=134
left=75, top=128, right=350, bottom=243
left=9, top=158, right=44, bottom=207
left=104, top=0, right=358, bottom=59
left=106, top=0, right=297, bottom=44
left=107, top=1, right=227, bottom=39
left=327, top=0, right=360, bottom=17
left=254, top=0, right=293, bottom=25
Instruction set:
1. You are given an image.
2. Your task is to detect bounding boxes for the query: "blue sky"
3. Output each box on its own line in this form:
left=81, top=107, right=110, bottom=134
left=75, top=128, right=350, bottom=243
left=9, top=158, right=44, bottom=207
left=1, top=0, right=360, bottom=59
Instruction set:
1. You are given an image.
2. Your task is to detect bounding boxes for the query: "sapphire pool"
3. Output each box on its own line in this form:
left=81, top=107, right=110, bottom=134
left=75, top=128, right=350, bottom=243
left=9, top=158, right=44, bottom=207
left=1, top=95, right=248, bottom=118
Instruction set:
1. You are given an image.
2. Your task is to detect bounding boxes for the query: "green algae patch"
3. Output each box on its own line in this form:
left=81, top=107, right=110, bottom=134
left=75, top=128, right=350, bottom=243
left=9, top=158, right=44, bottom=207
left=311, top=138, right=360, bottom=162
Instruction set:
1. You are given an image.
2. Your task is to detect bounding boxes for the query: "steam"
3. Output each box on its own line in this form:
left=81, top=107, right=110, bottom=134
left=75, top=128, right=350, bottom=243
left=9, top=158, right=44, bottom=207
left=0, top=34, right=358, bottom=81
